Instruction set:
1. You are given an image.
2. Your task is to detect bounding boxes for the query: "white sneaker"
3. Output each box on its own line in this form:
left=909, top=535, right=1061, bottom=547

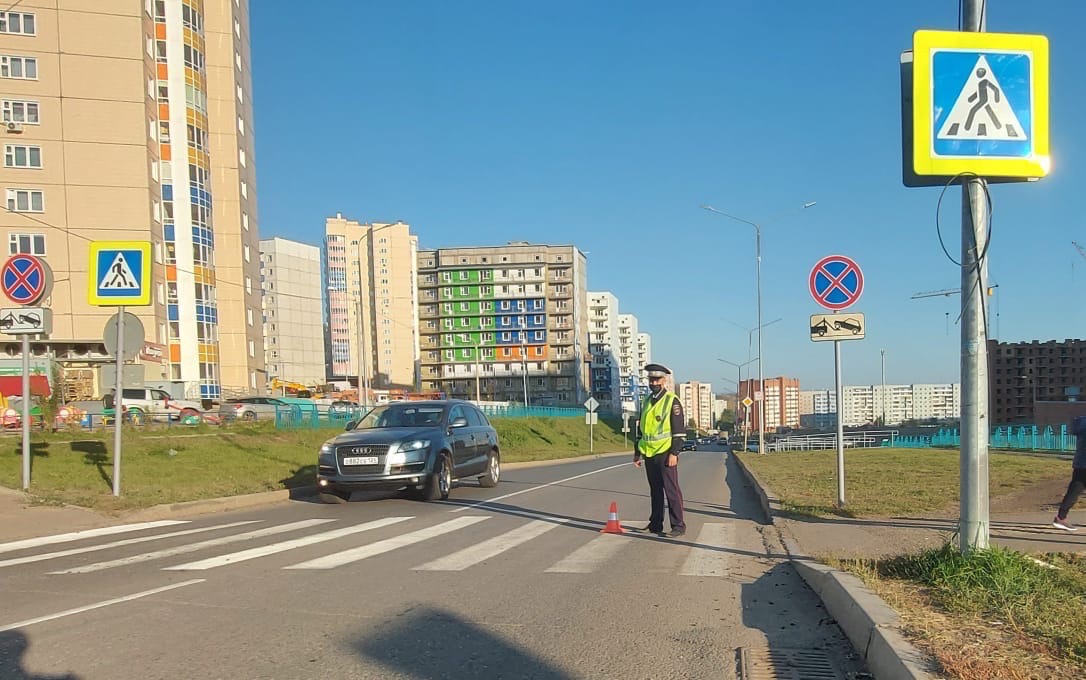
left=1053, top=516, right=1077, bottom=531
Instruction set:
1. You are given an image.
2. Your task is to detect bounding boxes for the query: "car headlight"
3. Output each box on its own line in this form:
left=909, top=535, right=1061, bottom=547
left=388, top=439, right=430, bottom=465
left=318, top=442, right=335, bottom=465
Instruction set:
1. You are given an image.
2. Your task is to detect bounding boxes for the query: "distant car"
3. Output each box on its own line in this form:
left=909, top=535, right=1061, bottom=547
left=327, top=400, right=361, bottom=419
left=218, top=396, right=289, bottom=422
left=316, top=399, right=500, bottom=503
left=680, top=439, right=698, bottom=451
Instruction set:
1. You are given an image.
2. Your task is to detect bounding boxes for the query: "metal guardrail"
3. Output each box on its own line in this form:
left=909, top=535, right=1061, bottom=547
left=768, top=425, right=1077, bottom=453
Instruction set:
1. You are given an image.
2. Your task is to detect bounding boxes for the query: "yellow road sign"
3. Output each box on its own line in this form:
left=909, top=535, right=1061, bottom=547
left=912, top=30, right=1049, bottom=178
left=88, top=241, right=152, bottom=306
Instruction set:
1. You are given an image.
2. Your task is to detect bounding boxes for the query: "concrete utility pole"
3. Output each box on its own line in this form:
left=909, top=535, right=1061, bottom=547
left=960, top=0, right=991, bottom=554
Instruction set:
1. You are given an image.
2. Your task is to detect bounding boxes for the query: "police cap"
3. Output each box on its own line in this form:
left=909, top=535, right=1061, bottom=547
left=644, top=363, right=671, bottom=378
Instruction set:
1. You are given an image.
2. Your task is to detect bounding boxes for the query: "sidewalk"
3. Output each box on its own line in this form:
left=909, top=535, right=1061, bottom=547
left=733, top=454, right=1085, bottom=680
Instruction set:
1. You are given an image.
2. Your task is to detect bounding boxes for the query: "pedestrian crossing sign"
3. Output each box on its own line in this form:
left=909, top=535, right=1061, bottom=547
left=912, top=30, right=1049, bottom=179
left=88, top=241, right=152, bottom=306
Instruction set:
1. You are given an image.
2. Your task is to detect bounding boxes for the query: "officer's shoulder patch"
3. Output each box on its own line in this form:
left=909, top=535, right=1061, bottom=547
left=671, top=402, right=682, bottom=416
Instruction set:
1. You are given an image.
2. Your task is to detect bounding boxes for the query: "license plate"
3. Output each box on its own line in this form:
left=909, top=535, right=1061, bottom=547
left=342, top=456, right=378, bottom=466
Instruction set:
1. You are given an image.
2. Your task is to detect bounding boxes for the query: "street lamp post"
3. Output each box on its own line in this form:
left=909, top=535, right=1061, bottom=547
left=718, top=356, right=756, bottom=444
left=702, top=202, right=815, bottom=454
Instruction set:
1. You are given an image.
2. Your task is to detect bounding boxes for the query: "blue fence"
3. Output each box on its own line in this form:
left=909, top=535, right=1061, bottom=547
left=480, top=405, right=584, bottom=419
left=891, top=425, right=1077, bottom=453
left=270, top=403, right=588, bottom=429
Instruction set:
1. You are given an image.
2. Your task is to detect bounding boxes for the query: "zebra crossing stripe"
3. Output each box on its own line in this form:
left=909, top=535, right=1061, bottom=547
left=285, top=516, right=489, bottom=570
left=414, top=518, right=566, bottom=571
left=0, top=521, right=188, bottom=555
left=0, top=521, right=259, bottom=570
left=678, top=523, right=731, bottom=577
left=163, top=517, right=413, bottom=571
left=545, top=532, right=629, bottom=573
left=49, top=519, right=332, bottom=575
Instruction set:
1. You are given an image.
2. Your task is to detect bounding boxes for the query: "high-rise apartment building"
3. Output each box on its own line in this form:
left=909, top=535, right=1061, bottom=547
left=636, top=332, right=652, bottom=393
left=0, top=2, right=260, bottom=400
left=615, top=314, right=651, bottom=411
left=416, top=243, right=588, bottom=406
left=259, top=237, right=325, bottom=387
left=678, top=381, right=713, bottom=431
left=587, top=291, right=621, bottom=412
left=989, top=339, right=1086, bottom=425
left=324, top=215, right=418, bottom=392
left=741, top=376, right=800, bottom=432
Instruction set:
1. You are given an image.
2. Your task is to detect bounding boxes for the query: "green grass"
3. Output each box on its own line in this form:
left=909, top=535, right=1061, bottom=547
left=738, top=448, right=1068, bottom=517
left=841, top=545, right=1086, bottom=668
left=0, top=416, right=630, bottom=513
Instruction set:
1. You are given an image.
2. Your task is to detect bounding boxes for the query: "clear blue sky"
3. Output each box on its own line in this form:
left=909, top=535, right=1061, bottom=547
left=250, top=1, right=1084, bottom=392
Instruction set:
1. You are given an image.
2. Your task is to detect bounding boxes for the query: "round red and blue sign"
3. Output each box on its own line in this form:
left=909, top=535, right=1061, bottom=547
left=809, top=254, right=863, bottom=311
left=1, top=254, right=51, bottom=305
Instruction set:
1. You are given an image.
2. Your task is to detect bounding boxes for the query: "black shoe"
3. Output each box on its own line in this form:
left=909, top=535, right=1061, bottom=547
left=665, top=528, right=686, bottom=538
left=631, top=524, right=663, bottom=534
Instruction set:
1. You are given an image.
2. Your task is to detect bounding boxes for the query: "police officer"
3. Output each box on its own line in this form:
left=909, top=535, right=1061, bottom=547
left=632, top=363, right=686, bottom=537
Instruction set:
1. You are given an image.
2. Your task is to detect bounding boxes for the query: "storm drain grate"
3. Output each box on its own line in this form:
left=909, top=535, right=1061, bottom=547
left=738, top=647, right=844, bottom=680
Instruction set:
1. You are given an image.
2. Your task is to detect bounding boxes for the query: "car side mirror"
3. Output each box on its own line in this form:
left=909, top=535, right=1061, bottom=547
left=449, top=416, right=468, bottom=429
left=345, top=419, right=358, bottom=431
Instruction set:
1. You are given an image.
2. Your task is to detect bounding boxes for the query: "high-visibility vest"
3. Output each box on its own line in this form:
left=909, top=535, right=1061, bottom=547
left=638, top=392, right=676, bottom=458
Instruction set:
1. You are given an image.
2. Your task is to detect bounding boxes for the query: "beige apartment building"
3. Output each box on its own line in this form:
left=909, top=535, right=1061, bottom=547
left=417, top=243, right=589, bottom=406
left=324, top=214, right=418, bottom=392
left=259, top=237, right=325, bottom=387
left=678, top=381, right=714, bottom=431
left=0, top=2, right=261, bottom=401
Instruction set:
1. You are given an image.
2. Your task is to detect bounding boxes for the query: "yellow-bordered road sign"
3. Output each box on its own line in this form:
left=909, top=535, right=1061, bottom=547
left=88, top=241, right=152, bottom=306
left=913, top=30, right=1049, bottom=178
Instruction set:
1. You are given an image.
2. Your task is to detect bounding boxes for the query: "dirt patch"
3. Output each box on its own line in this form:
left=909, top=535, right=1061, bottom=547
left=990, top=475, right=1069, bottom=515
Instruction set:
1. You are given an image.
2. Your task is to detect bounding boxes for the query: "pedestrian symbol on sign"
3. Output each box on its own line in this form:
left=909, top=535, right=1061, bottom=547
left=937, top=55, right=1025, bottom=141
left=100, top=253, right=139, bottom=290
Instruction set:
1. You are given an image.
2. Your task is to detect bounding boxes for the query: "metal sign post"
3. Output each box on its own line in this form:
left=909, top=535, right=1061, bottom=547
left=584, top=397, right=599, bottom=454
left=0, top=254, right=53, bottom=490
left=88, top=241, right=152, bottom=498
left=809, top=255, right=865, bottom=509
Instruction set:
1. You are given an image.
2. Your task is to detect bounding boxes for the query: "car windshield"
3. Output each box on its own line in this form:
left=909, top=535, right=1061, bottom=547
left=354, top=404, right=445, bottom=429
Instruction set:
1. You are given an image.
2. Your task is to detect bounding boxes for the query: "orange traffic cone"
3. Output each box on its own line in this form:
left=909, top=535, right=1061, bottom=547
left=600, top=501, right=625, bottom=534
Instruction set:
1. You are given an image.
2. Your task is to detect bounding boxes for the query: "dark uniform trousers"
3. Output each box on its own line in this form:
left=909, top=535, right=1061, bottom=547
left=643, top=453, right=685, bottom=533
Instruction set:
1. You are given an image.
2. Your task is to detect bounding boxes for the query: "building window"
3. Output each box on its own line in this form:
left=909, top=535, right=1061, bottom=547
left=2, top=100, right=38, bottom=124
left=0, top=56, right=35, bottom=80
left=8, top=233, right=43, bottom=255
left=6, top=188, right=42, bottom=212
left=3, top=144, right=39, bottom=168
left=0, top=12, right=35, bottom=35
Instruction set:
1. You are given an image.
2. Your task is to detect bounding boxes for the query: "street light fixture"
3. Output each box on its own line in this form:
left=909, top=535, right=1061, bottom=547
left=719, top=356, right=757, bottom=448
left=702, top=202, right=815, bottom=454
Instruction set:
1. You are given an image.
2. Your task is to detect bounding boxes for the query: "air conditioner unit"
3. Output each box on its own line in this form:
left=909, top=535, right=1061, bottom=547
left=5, top=122, right=22, bottom=133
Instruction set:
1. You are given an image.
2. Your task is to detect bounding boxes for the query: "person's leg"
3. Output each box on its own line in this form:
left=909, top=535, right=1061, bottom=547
left=645, top=457, right=664, bottom=532
left=661, top=464, right=685, bottom=534
left=1057, top=468, right=1086, bottom=520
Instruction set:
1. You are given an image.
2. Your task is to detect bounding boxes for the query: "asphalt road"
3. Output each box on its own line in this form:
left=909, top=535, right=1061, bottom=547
left=0, top=447, right=866, bottom=679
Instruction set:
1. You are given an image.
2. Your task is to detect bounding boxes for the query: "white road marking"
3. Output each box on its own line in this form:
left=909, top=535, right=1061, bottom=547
left=0, top=521, right=188, bottom=555
left=679, top=523, right=731, bottom=577
left=51, top=520, right=331, bottom=574
left=545, top=532, right=629, bottom=573
left=0, top=521, right=258, bottom=569
left=163, top=517, right=412, bottom=571
left=0, top=579, right=205, bottom=633
left=451, top=462, right=631, bottom=512
left=285, top=516, right=488, bottom=570
left=414, top=518, right=566, bottom=571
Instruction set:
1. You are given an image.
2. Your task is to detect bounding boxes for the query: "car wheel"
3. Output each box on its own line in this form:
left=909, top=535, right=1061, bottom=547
left=242, top=411, right=257, bottom=421
left=478, top=450, right=500, bottom=488
left=420, top=454, right=451, bottom=501
left=319, top=489, right=350, bottom=504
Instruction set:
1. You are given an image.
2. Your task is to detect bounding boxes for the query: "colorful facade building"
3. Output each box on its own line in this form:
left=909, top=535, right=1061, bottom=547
left=417, top=243, right=588, bottom=406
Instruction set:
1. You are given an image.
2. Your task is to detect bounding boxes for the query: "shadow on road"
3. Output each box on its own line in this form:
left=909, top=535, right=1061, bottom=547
left=723, top=453, right=772, bottom=525
left=0, top=631, right=80, bottom=679
left=351, top=606, right=571, bottom=679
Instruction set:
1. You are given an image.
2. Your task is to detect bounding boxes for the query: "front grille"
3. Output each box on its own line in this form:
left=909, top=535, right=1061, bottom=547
left=336, top=444, right=390, bottom=475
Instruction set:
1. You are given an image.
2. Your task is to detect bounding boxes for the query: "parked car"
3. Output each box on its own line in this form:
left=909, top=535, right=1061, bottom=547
left=218, top=396, right=289, bottom=422
left=680, top=439, right=698, bottom=451
left=327, top=400, right=361, bottom=419
left=108, top=387, right=204, bottom=423
left=316, top=399, right=500, bottom=503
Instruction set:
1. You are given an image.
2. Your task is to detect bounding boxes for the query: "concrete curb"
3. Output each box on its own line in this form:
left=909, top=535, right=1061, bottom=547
left=733, top=454, right=935, bottom=680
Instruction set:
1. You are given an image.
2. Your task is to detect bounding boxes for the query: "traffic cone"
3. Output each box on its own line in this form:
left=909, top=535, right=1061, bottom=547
left=600, top=501, right=625, bottom=534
